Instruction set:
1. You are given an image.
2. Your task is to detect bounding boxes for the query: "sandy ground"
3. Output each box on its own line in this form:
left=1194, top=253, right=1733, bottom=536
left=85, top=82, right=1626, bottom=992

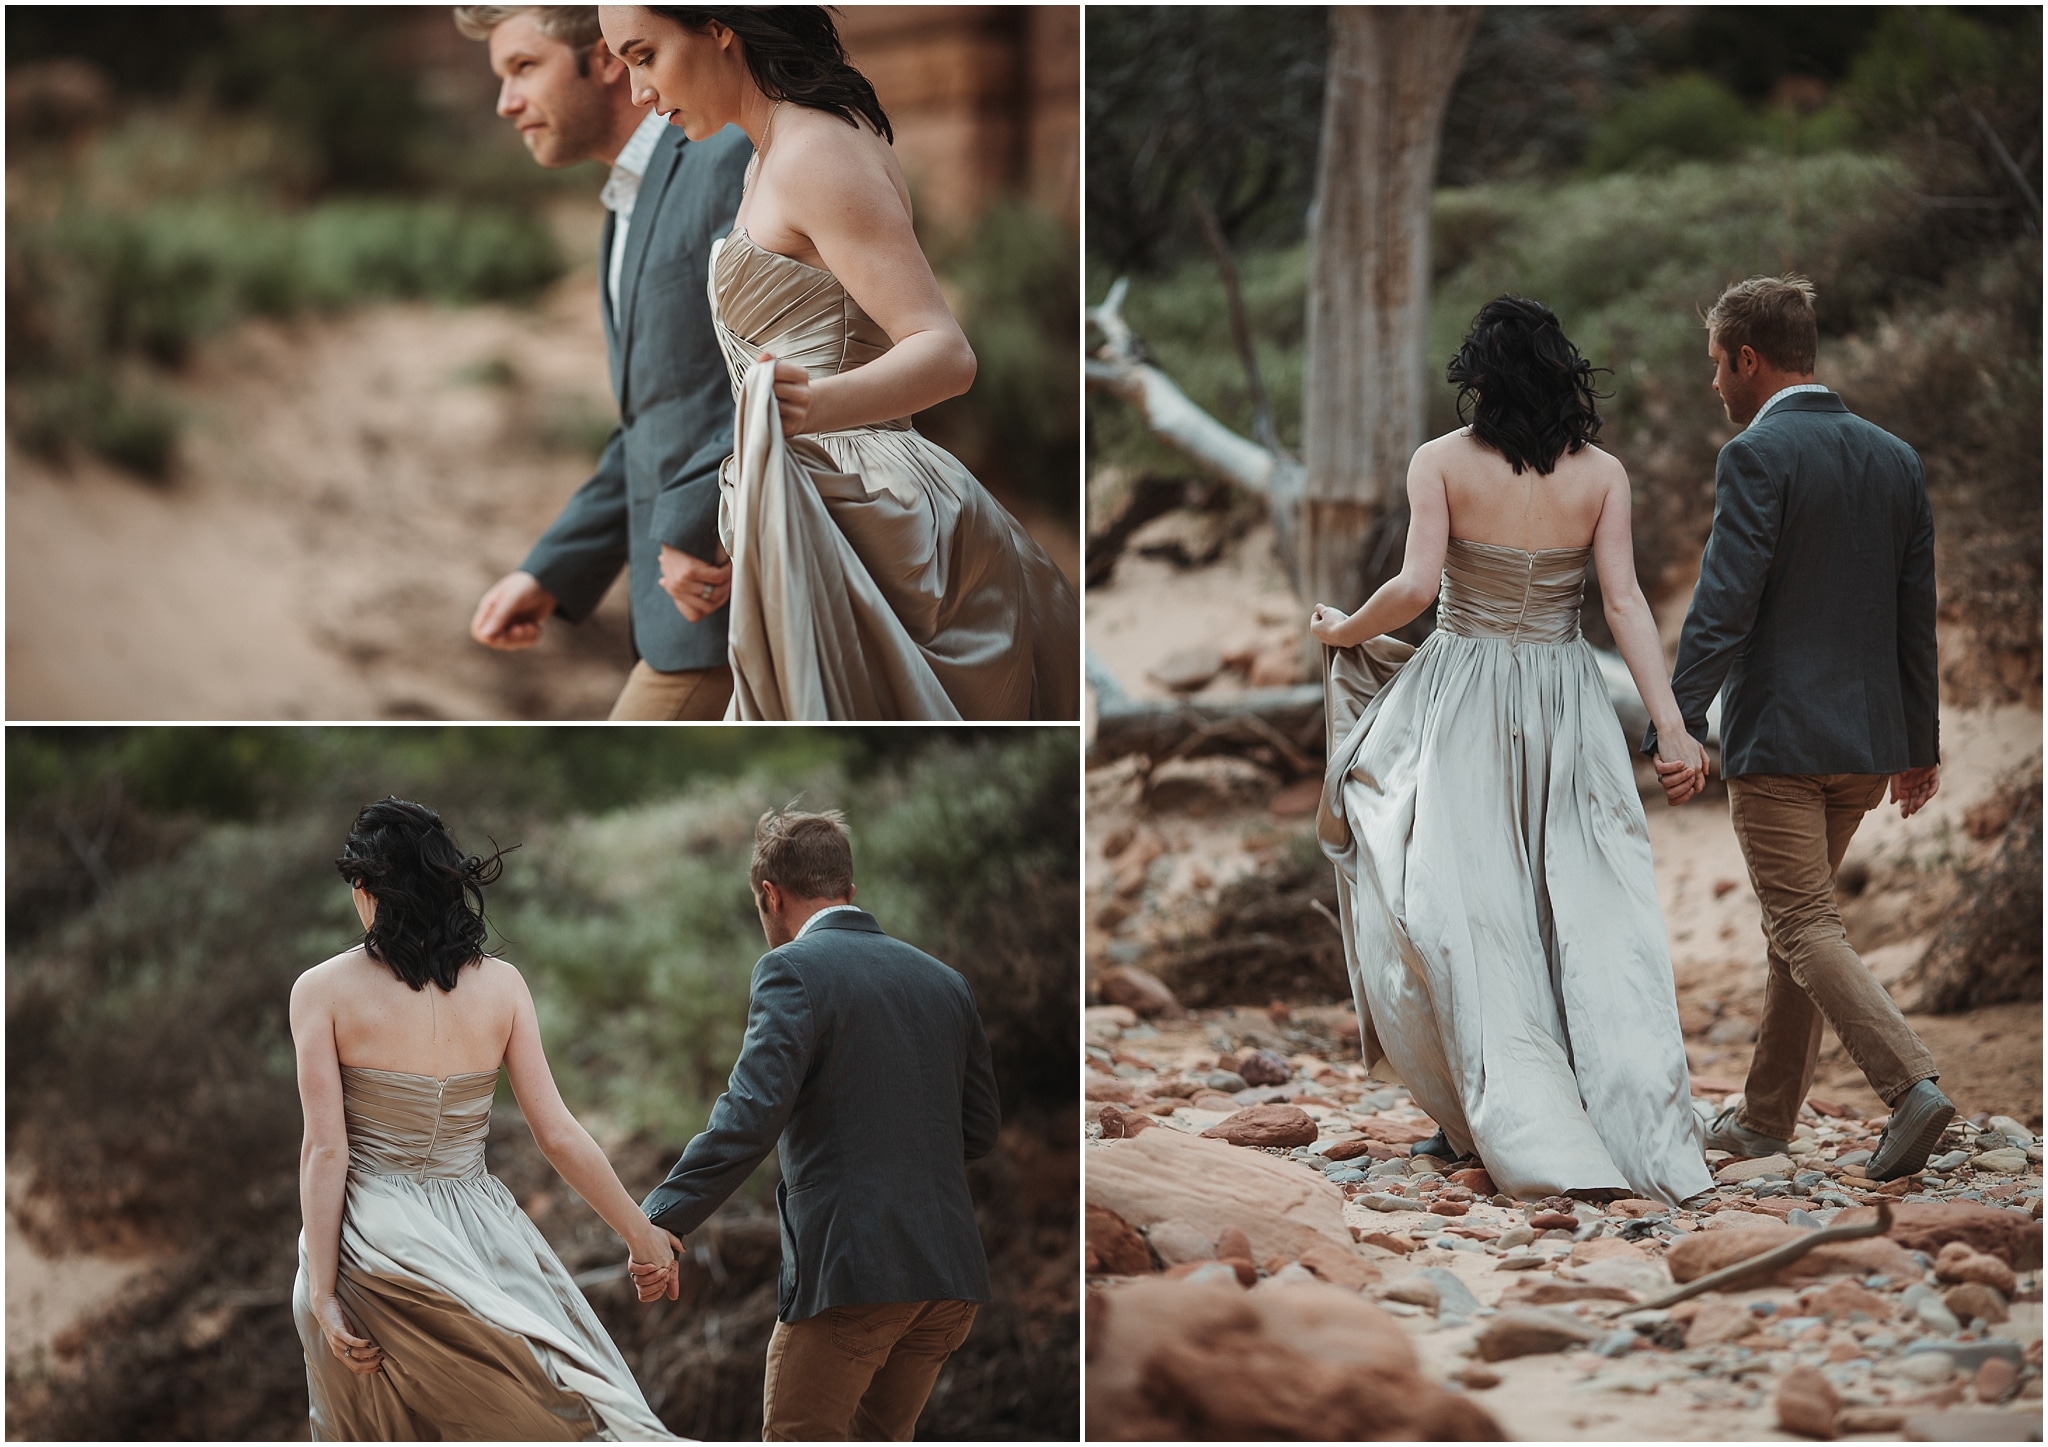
left=8, top=267, right=1077, bottom=721
left=5, top=1161, right=162, bottom=1372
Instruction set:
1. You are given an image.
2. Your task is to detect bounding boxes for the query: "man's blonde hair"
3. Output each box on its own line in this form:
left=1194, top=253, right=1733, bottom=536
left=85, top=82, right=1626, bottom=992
left=1705, top=274, right=1819, bottom=375
left=452, top=6, right=603, bottom=53
left=750, top=807, right=854, bottom=901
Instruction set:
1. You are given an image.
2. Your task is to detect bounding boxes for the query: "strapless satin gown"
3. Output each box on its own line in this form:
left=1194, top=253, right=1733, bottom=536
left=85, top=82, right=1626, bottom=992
left=709, top=229, right=1079, bottom=720
left=1316, top=538, right=1712, bottom=1206
left=291, top=1066, right=676, bottom=1441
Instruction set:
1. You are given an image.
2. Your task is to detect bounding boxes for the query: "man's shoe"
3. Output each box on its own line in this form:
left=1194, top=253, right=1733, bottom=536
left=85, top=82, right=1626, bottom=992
left=1702, top=1105, right=1790, bottom=1158
left=1868, top=1080, right=1955, bottom=1182
left=1409, top=1130, right=1474, bottom=1168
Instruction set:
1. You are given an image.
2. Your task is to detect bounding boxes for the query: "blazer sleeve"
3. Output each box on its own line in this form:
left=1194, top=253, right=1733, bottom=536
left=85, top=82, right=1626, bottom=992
left=520, top=425, right=629, bottom=624
left=1896, top=462, right=1940, bottom=768
left=646, top=136, right=752, bottom=559
left=1644, top=434, right=1783, bottom=754
left=960, top=983, right=1001, bottom=1163
left=641, top=950, right=816, bottom=1235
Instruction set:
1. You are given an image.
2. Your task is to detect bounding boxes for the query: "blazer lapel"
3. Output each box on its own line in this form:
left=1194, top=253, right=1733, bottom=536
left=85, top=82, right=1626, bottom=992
left=599, top=210, right=621, bottom=396
left=615, top=126, right=687, bottom=403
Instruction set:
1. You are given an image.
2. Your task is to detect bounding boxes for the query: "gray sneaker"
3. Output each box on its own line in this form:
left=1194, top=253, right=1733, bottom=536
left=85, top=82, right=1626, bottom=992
left=1868, top=1080, right=1955, bottom=1182
left=1702, top=1105, right=1790, bottom=1158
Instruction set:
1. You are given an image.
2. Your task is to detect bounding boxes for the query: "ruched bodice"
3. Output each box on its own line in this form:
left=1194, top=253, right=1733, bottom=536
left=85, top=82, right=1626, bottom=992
left=340, top=1066, right=496, bottom=1181
left=711, top=230, right=910, bottom=430
left=704, top=225, right=1079, bottom=721
left=1437, top=537, right=1590, bottom=645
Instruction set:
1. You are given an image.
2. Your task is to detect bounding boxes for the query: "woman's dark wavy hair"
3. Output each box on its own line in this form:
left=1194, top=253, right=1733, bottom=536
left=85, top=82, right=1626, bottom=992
left=1445, top=295, right=1609, bottom=475
left=334, top=798, right=513, bottom=992
left=649, top=7, right=892, bottom=143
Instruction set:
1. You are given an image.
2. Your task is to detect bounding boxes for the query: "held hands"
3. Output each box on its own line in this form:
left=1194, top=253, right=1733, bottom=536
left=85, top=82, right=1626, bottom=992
left=1891, top=764, right=1939, bottom=819
left=1308, top=603, right=1360, bottom=649
left=626, top=1222, right=686, bottom=1304
left=759, top=352, right=811, bottom=435
left=658, top=545, right=732, bottom=622
left=1654, top=730, right=1710, bottom=807
left=471, top=571, right=558, bottom=650
left=313, top=1293, right=384, bottom=1376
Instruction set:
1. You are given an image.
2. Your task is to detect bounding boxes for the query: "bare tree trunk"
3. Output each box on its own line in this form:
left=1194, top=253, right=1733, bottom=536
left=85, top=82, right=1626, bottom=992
left=1300, top=7, right=1478, bottom=610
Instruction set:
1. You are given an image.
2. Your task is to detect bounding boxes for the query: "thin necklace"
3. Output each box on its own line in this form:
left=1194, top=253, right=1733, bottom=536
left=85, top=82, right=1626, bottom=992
left=744, top=99, right=785, bottom=196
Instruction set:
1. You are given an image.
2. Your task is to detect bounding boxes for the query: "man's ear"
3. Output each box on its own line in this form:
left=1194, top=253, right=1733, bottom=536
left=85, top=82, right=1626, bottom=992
left=1737, top=344, right=1763, bottom=377
left=589, top=40, right=628, bottom=87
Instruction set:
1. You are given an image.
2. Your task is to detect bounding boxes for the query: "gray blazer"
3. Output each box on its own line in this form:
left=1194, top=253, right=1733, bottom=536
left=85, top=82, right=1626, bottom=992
left=641, top=910, right=1000, bottom=1323
left=521, top=124, right=751, bottom=674
left=1645, top=391, right=1939, bottom=778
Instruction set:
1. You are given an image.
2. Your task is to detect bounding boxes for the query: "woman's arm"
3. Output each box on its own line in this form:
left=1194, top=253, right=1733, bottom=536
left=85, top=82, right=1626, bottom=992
left=1591, top=460, right=1707, bottom=801
left=290, top=969, right=383, bottom=1375
left=500, top=966, right=674, bottom=1275
left=1307, top=444, right=1452, bottom=648
left=758, top=121, right=974, bottom=435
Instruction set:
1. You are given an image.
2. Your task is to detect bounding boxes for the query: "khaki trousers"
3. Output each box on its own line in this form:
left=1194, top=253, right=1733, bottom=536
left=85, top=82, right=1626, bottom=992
left=1727, top=772, right=1939, bottom=1139
left=761, top=1299, right=978, bottom=1442
left=606, top=662, right=733, bottom=721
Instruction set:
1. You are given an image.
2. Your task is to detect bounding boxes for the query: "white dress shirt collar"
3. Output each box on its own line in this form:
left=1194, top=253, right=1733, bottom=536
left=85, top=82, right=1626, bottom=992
left=795, top=903, right=862, bottom=940
left=1750, top=382, right=1831, bottom=426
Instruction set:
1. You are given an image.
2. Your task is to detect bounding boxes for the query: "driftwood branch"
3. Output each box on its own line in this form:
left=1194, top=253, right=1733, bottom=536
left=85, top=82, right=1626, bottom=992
left=1189, top=190, right=1284, bottom=455
left=1087, top=279, right=1306, bottom=569
left=1623, top=1201, right=1894, bottom=1314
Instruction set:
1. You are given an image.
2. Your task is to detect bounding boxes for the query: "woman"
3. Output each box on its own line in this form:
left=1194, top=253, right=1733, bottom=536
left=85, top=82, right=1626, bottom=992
left=1308, top=297, right=1713, bottom=1206
left=598, top=5, right=1079, bottom=720
left=290, top=798, right=680, bottom=1440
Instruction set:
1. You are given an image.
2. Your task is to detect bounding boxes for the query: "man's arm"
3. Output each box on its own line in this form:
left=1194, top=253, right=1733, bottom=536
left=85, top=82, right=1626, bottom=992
left=1896, top=467, right=1940, bottom=769
left=961, top=986, right=1001, bottom=1163
left=640, top=951, right=816, bottom=1235
left=523, top=425, right=631, bottom=625
left=1643, top=436, right=1784, bottom=755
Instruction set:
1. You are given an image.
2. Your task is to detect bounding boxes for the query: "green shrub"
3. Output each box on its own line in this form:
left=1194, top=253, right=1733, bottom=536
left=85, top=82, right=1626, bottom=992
left=1583, top=73, right=1765, bottom=174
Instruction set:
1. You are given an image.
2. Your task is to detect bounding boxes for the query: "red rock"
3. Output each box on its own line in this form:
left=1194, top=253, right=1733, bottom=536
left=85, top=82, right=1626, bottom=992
left=1474, top=1308, right=1603, bottom=1361
left=1086, top=1205, right=1154, bottom=1275
left=1667, top=1220, right=1919, bottom=1284
left=1944, top=1281, right=2011, bottom=1325
left=1201, top=1103, right=1319, bottom=1149
left=1428, top=1200, right=1470, bottom=1218
left=1935, top=1241, right=2020, bottom=1294
left=1323, top=1136, right=1377, bottom=1163
left=1236, top=1049, right=1294, bottom=1087
left=1299, top=1243, right=1379, bottom=1291
left=1084, top=1278, right=1502, bottom=1439
left=1975, top=1357, right=2020, bottom=1405
left=1836, top=1408, right=1903, bottom=1433
left=1216, top=1256, right=1258, bottom=1288
left=1215, top=1225, right=1252, bottom=1263
left=1800, top=1281, right=1893, bottom=1323
left=1189, top=1089, right=1240, bottom=1110
left=1529, top=1211, right=1578, bottom=1232
left=1456, top=1366, right=1502, bottom=1390
left=1505, top=1280, right=1637, bottom=1307
left=1808, top=1097, right=1852, bottom=1118
left=1837, top=1201, right=2043, bottom=1270
left=1358, top=1118, right=1440, bottom=1146
left=1449, top=1167, right=1497, bottom=1196
left=1609, top=1197, right=1664, bottom=1218
left=1086, top=1077, right=1148, bottom=1104
left=1098, top=1105, right=1157, bottom=1139
left=1351, top=1229, right=1418, bottom=1255
left=1686, top=1299, right=1760, bottom=1346
left=1776, top=1364, right=1841, bottom=1439
left=1690, top=1074, right=1745, bottom=1096
left=1570, top=1238, right=1650, bottom=1266
left=1095, top=964, right=1181, bottom=1018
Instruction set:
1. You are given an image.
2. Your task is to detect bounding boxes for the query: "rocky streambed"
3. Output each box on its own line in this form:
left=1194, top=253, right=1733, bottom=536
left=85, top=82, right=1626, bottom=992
left=1085, top=996, right=2044, bottom=1441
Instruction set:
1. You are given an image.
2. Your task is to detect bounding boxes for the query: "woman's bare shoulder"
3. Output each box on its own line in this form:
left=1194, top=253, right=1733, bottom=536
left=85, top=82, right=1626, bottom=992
left=291, top=945, right=371, bottom=1012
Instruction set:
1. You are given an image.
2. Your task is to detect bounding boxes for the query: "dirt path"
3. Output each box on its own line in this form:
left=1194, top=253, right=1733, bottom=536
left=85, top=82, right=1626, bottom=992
left=8, top=269, right=1076, bottom=721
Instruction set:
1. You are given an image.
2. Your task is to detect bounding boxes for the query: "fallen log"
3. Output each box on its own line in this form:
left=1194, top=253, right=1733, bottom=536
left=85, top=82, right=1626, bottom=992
left=1088, top=651, right=1322, bottom=769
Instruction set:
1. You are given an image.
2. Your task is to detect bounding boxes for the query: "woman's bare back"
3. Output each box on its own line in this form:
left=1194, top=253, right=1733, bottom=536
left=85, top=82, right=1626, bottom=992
left=309, top=948, right=518, bottom=1080
left=1424, top=430, right=1621, bottom=553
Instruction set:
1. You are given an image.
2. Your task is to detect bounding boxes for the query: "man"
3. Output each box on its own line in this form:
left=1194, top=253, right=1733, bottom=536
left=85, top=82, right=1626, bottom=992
left=1650, top=273, right=1948, bottom=1182
left=457, top=5, right=749, bottom=719
left=632, top=808, right=1000, bottom=1442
